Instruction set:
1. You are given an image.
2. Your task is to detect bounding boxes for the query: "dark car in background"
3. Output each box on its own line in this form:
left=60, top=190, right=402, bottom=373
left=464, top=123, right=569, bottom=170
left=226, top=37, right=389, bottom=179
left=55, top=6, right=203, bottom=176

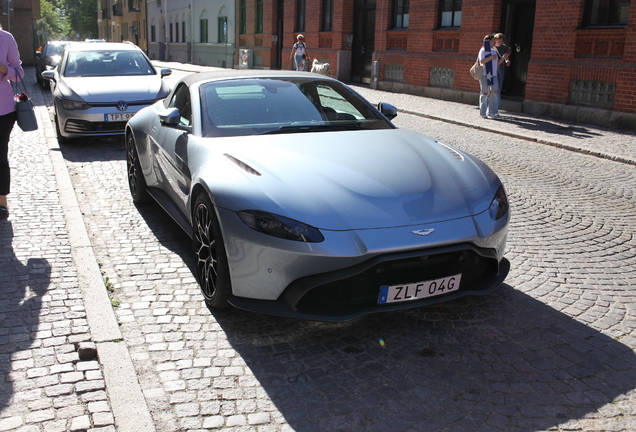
left=35, top=41, right=71, bottom=89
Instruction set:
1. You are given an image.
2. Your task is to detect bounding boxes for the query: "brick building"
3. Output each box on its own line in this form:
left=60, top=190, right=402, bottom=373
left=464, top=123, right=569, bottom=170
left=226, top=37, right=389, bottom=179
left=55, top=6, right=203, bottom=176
left=236, top=0, right=635, bottom=131
left=1, top=0, right=40, bottom=66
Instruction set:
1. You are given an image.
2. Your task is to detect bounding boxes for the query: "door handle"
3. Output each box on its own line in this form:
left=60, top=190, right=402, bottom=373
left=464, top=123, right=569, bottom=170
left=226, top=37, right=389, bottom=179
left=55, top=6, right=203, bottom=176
left=515, top=45, right=522, bottom=53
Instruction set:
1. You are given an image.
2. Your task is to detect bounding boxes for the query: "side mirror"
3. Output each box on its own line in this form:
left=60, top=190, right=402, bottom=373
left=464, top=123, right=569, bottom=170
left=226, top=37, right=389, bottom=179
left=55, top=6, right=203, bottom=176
left=160, top=68, right=172, bottom=78
left=41, top=70, right=55, bottom=81
left=159, top=107, right=191, bottom=132
left=377, top=102, right=398, bottom=120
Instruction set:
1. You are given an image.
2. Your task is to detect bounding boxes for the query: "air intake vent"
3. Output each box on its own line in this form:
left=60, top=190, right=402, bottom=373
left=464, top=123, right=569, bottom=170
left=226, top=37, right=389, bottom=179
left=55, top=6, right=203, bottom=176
left=224, top=154, right=261, bottom=176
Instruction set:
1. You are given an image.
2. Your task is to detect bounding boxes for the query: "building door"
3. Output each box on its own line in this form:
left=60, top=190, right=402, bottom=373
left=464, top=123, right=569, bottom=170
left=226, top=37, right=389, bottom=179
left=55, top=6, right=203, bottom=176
left=352, top=0, right=376, bottom=83
left=500, top=0, right=536, bottom=97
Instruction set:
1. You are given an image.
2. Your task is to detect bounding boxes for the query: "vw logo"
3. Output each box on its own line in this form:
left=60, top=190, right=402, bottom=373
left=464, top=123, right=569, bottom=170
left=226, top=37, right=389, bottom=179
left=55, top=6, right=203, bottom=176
left=116, top=101, right=128, bottom=111
left=412, top=229, right=435, bottom=236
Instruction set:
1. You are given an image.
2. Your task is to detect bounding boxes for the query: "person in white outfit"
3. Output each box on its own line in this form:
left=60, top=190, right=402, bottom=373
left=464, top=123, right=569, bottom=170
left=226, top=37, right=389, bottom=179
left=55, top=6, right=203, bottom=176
left=478, top=34, right=502, bottom=119
left=290, top=35, right=308, bottom=71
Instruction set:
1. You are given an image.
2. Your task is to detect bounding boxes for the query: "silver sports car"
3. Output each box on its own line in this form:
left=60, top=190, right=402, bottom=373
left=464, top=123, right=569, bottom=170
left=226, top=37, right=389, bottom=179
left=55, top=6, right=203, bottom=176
left=126, top=70, right=510, bottom=321
left=41, top=42, right=172, bottom=143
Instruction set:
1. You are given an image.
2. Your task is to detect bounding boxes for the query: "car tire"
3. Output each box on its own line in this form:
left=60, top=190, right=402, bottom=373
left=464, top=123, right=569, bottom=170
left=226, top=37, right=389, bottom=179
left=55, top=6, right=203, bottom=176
left=54, top=116, right=69, bottom=145
left=125, top=132, right=151, bottom=203
left=192, top=193, right=232, bottom=309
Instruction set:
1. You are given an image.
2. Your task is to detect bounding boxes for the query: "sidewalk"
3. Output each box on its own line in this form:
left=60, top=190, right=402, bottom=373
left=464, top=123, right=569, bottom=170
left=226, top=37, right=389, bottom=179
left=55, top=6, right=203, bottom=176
left=154, top=60, right=636, bottom=166
left=0, top=69, right=153, bottom=432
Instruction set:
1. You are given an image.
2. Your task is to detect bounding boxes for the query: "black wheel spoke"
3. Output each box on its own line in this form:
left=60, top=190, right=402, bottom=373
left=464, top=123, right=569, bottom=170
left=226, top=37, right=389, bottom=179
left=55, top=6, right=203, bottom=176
left=192, top=194, right=230, bottom=309
left=194, top=203, right=218, bottom=299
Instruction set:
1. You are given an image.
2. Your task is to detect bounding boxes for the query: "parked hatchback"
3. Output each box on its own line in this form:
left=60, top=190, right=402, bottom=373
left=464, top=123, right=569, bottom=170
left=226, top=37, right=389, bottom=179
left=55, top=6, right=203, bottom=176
left=35, top=41, right=71, bottom=89
left=41, top=42, right=172, bottom=143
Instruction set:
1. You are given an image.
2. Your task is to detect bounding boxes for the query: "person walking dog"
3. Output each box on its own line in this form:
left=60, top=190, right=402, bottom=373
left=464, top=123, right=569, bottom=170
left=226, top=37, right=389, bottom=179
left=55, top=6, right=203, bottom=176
left=290, top=35, right=309, bottom=71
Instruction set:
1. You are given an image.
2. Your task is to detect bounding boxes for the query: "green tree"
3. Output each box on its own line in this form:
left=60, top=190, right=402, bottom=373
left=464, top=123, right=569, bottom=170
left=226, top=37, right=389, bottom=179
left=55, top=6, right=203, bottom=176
left=37, top=0, right=71, bottom=41
left=77, top=0, right=98, bottom=39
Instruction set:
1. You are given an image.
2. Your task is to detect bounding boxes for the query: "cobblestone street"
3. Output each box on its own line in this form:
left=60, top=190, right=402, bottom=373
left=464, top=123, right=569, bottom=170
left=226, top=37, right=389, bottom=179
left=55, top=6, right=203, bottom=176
left=1, top=67, right=636, bottom=431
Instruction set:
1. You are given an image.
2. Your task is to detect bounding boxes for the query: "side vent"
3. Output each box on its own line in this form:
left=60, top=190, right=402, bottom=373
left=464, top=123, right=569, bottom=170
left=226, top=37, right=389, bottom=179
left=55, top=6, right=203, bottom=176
left=224, top=154, right=261, bottom=176
left=435, top=141, right=464, bottom=161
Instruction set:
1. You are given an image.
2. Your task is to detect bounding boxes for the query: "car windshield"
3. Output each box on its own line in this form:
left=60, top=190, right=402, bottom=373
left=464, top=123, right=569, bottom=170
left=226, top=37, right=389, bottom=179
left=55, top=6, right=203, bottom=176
left=199, top=78, right=393, bottom=137
left=63, top=50, right=155, bottom=77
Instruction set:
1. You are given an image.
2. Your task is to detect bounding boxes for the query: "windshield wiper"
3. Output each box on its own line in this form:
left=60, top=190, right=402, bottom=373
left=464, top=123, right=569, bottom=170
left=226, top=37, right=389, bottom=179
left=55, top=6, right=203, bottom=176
left=260, top=122, right=363, bottom=135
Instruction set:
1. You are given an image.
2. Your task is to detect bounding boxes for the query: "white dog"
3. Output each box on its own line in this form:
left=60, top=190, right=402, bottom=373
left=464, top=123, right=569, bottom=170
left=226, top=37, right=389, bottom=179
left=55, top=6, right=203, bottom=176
left=311, top=59, right=331, bottom=76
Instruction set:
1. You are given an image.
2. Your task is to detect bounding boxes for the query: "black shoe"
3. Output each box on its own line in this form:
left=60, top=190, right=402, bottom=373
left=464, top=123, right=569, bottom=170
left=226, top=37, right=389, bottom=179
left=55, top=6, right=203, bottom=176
left=0, top=206, right=8, bottom=220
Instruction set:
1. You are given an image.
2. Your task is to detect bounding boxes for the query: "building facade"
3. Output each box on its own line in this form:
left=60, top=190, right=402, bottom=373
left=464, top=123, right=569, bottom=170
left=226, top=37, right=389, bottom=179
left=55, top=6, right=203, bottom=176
left=144, top=0, right=235, bottom=68
left=1, top=0, right=40, bottom=66
left=236, top=0, right=636, bottom=131
left=98, top=0, right=148, bottom=50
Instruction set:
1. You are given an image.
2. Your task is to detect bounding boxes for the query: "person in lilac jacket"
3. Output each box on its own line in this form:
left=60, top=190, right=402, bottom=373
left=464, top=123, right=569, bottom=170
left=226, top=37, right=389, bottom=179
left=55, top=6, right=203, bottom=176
left=0, top=24, right=24, bottom=220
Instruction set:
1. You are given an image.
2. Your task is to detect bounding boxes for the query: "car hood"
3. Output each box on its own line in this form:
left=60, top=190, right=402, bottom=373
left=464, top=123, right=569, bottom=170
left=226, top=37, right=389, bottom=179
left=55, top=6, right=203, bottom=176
left=58, top=75, right=166, bottom=102
left=198, top=129, right=502, bottom=231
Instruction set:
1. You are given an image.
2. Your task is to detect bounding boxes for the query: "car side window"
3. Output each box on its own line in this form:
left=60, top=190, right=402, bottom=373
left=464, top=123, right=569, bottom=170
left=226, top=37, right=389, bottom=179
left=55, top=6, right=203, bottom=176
left=169, top=84, right=192, bottom=127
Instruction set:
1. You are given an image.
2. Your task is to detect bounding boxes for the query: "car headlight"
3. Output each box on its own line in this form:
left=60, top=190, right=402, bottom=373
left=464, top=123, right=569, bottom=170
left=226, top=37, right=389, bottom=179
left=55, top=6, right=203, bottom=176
left=237, top=210, right=324, bottom=243
left=488, top=185, right=509, bottom=220
left=60, top=99, right=91, bottom=110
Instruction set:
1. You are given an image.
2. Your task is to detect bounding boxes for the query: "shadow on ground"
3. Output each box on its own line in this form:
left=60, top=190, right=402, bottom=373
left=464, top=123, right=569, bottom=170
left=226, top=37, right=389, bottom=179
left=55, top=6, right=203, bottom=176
left=212, top=284, right=636, bottom=432
left=110, top=160, right=636, bottom=431
left=0, top=221, right=51, bottom=415
left=499, top=116, right=604, bottom=140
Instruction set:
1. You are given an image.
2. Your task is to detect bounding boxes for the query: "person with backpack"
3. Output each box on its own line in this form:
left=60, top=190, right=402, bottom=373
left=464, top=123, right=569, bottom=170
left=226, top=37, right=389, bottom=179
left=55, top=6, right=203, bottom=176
left=290, top=35, right=309, bottom=71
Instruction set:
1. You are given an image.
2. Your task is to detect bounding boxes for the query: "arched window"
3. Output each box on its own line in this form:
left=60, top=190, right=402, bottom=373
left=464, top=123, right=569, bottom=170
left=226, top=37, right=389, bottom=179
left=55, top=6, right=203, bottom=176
left=150, top=19, right=156, bottom=42
left=439, top=0, right=461, bottom=28
left=392, top=0, right=409, bottom=29
left=240, top=0, right=247, bottom=34
left=182, top=14, right=187, bottom=43
left=583, top=0, right=629, bottom=26
left=256, top=0, right=264, bottom=34
left=200, top=10, right=209, bottom=43
left=296, top=0, right=306, bottom=32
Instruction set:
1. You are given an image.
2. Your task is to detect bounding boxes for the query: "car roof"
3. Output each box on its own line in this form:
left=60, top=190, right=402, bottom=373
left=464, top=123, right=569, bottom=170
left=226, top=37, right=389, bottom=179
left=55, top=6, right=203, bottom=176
left=179, top=69, right=336, bottom=87
left=65, top=42, right=141, bottom=52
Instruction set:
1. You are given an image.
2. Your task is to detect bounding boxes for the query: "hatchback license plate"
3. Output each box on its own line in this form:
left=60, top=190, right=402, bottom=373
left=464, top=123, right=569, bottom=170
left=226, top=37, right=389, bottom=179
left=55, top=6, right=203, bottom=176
left=378, top=274, right=461, bottom=304
left=105, top=112, right=135, bottom=122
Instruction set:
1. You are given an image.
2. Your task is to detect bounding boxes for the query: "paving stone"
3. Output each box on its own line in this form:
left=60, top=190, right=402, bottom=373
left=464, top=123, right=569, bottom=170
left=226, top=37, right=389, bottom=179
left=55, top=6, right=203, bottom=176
left=92, top=411, right=115, bottom=427
left=69, top=415, right=91, bottom=431
left=78, top=342, right=97, bottom=360
left=0, top=416, right=23, bottom=431
left=4, top=66, right=636, bottom=432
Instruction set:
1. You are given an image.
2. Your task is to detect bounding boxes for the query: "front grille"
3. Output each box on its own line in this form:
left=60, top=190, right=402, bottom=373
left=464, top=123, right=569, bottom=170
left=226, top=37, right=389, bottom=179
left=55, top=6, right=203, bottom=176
left=293, top=249, right=499, bottom=316
left=65, top=119, right=127, bottom=133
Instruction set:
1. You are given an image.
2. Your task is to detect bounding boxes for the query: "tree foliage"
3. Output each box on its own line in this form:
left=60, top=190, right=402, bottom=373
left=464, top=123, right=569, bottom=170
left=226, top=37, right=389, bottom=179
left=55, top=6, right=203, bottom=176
left=37, top=0, right=97, bottom=41
left=36, top=0, right=71, bottom=41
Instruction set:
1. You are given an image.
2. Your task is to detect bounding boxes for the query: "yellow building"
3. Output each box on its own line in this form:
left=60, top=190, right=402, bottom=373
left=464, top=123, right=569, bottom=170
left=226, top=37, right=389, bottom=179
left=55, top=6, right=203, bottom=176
left=98, top=0, right=147, bottom=51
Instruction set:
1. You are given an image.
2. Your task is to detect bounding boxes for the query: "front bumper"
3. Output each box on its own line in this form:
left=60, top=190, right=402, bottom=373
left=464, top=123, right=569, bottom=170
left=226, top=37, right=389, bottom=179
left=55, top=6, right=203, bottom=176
left=55, top=100, right=150, bottom=138
left=229, top=244, right=509, bottom=322
left=217, top=205, right=509, bottom=321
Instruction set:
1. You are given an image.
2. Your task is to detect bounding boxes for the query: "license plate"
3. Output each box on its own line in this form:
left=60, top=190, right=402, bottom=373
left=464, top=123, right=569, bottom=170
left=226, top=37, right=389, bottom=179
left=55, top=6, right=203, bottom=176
left=104, top=112, right=135, bottom=122
left=378, top=274, right=462, bottom=304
